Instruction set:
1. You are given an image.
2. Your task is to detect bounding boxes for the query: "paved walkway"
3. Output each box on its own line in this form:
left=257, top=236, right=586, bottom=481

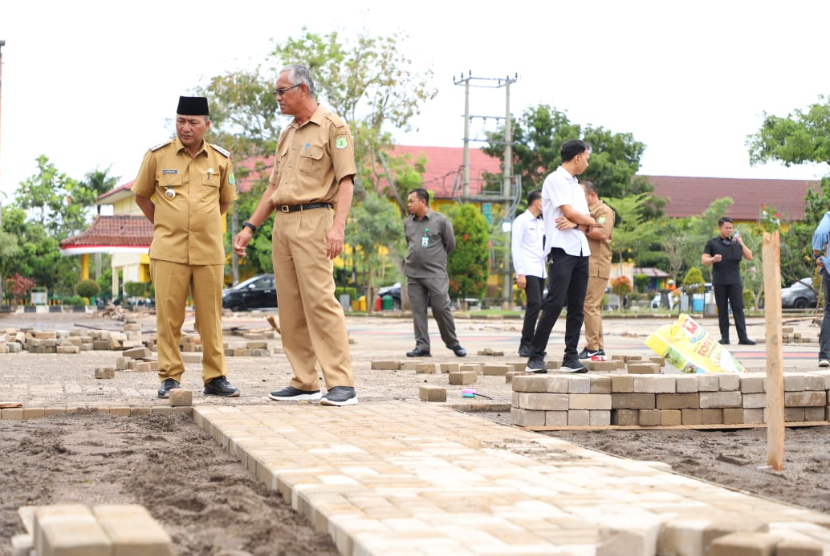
left=195, top=402, right=830, bottom=555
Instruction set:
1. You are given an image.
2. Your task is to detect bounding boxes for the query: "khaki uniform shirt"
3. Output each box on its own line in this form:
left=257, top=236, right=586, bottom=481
left=132, top=137, right=237, bottom=265
left=268, top=104, right=357, bottom=206
left=588, top=200, right=615, bottom=279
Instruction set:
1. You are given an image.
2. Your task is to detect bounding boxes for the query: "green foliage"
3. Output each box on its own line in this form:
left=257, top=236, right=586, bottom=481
left=604, top=193, right=656, bottom=270
left=63, top=295, right=86, bottom=306
left=334, top=286, right=358, bottom=300
left=747, top=95, right=830, bottom=167
left=610, top=276, right=633, bottom=298
left=74, top=279, right=100, bottom=298
left=445, top=205, right=489, bottom=300
left=634, top=273, right=650, bottom=293
left=682, top=267, right=706, bottom=294
left=482, top=104, right=665, bottom=217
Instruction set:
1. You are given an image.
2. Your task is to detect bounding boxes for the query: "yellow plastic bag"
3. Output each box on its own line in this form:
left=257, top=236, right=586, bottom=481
left=645, top=314, right=746, bottom=374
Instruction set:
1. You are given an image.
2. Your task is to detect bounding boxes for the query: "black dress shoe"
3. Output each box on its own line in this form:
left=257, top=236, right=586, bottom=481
left=718, top=339, right=730, bottom=345
left=738, top=339, right=757, bottom=346
left=157, top=378, right=180, bottom=399
left=406, top=348, right=431, bottom=357
left=452, top=346, right=467, bottom=357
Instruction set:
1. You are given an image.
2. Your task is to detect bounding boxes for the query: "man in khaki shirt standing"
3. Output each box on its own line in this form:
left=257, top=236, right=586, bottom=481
left=579, top=181, right=615, bottom=359
left=233, top=64, right=357, bottom=406
left=132, top=96, right=240, bottom=399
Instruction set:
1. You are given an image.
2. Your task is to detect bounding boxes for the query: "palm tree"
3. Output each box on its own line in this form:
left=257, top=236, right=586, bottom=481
left=81, top=166, right=120, bottom=214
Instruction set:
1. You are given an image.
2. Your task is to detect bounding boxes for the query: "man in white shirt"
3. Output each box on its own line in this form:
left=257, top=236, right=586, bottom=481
left=526, top=139, right=595, bottom=374
left=512, top=189, right=546, bottom=357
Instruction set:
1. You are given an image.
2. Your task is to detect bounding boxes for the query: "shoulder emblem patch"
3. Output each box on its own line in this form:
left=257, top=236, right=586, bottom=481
left=210, top=143, right=230, bottom=158
left=335, top=136, right=348, bottom=150
left=598, top=216, right=606, bottom=225
left=149, top=139, right=173, bottom=152
left=229, top=171, right=236, bottom=186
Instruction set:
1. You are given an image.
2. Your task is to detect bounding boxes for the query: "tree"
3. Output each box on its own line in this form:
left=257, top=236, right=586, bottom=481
left=610, top=276, right=633, bottom=309
left=75, top=279, right=100, bottom=299
left=682, top=267, right=706, bottom=313
left=482, top=104, right=665, bottom=216
left=80, top=166, right=120, bottom=215
left=445, top=204, right=489, bottom=303
left=603, top=193, right=656, bottom=272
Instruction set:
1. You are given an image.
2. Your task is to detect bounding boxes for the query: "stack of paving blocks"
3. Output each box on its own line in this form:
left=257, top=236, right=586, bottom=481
left=115, top=347, right=158, bottom=372
left=224, top=340, right=272, bottom=357
left=782, top=326, right=817, bottom=344
left=12, top=504, right=173, bottom=556
left=0, top=327, right=146, bottom=355
left=512, top=372, right=830, bottom=427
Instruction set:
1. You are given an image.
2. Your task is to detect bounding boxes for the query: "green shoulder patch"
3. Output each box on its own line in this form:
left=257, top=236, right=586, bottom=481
left=210, top=143, right=230, bottom=158
left=335, top=136, right=348, bottom=150
left=229, top=171, right=236, bottom=186
left=598, top=215, right=606, bottom=225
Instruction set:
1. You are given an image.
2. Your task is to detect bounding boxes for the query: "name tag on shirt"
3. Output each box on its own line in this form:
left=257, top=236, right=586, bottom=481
left=421, top=237, right=429, bottom=247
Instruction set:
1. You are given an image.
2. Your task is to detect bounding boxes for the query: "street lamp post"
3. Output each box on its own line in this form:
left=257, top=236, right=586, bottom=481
left=0, top=40, right=6, bottom=304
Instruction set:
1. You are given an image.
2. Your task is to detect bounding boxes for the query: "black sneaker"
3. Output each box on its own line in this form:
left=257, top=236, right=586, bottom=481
left=268, top=386, right=322, bottom=402
left=525, top=359, right=547, bottom=374
left=157, top=378, right=179, bottom=399
left=738, top=339, right=757, bottom=346
left=320, top=386, right=358, bottom=406
left=561, top=358, right=588, bottom=373
left=518, top=345, right=533, bottom=357
left=578, top=348, right=605, bottom=359
left=452, top=345, right=467, bottom=358
left=204, top=376, right=241, bottom=397
left=718, top=338, right=730, bottom=345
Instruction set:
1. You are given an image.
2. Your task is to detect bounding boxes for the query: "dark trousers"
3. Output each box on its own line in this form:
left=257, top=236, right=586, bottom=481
left=407, top=276, right=460, bottom=352
left=520, top=276, right=545, bottom=349
left=714, top=283, right=748, bottom=342
left=530, top=248, right=590, bottom=360
left=819, top=271, right=830, bottom=360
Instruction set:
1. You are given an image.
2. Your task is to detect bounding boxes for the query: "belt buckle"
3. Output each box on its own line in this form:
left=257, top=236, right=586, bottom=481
left=280, top=205, right=290, bottom=213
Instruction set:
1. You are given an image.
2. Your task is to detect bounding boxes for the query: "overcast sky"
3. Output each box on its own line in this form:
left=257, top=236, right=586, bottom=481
left=1, top=0, right=828, bottom=201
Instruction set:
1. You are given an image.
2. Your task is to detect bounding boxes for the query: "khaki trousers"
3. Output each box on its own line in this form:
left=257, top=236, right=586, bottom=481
left=583, top=274, right=608, bottom=350
left=272, top=208, right=353, bottom=391
left=150, top=259, right=227, bottom=385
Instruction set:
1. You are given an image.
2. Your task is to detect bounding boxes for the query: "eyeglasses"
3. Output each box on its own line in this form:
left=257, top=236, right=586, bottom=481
left=272, top=84, right=301, bottom=97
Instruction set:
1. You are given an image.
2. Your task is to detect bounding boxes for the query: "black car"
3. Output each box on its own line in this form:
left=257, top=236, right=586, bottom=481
left=222, top=274, right=277, bottom=311
left=377, top=283, right=402, bottom=310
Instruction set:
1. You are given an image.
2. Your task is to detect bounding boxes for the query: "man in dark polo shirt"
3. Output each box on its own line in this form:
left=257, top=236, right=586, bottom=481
left=403, top=188, right=466, bottom=358
left=702, top=216, right=756, bottom=345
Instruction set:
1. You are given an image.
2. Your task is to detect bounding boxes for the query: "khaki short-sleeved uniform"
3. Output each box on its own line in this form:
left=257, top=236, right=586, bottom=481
left=584, top=200, right=616, bottom=350
left=268, top=104, right=357, bottom=391
left=132, top=137, right=238, bottom=385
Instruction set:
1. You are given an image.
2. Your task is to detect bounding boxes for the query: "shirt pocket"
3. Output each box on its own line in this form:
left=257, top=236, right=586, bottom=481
left=299, top=145, right=325, bottom=177
left=201, top=173, right=219, bottom=187
left=156, top=173, right=183, bottom=201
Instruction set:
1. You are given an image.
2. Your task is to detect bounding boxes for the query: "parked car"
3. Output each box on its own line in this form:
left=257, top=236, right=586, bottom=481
left=222, top=274, right=277, bottom=311
left=781, top=277, right=818, bottom=309
left=377, top=283, right=402, bottom=310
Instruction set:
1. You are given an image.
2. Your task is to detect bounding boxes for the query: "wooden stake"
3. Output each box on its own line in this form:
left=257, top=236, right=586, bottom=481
left=763, top=231, right=785, bottom=471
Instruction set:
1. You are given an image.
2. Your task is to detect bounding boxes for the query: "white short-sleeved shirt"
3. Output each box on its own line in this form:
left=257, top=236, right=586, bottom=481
left=511, top=209, right=546, bottom=278
left=542, top=166, right=591, bottom=258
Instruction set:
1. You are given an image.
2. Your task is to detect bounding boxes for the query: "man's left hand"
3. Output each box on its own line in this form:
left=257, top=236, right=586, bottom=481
left=326, top=225, right=345, bottom=260
left=555, top=216, right=573, bottom=231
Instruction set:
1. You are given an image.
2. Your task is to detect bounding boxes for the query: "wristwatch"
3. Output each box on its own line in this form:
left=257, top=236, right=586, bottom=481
left=242, top=222, right=258, bottom=234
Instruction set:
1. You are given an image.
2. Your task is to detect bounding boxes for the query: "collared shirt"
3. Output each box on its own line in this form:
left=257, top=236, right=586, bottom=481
left=268, top=104, right=357, bottom=206
left=542, top=166, right=591, bottom=258
left=587, top=200, right=615, bottom=279
left=132, top=137, right=237, bottom=265
left=812, top=211, right=830, bottom=273
left=404, top=209, right=455, bottom=279
left=511, top=209, right=546, bottom=278
left=704, top=236, right=744, bottom=285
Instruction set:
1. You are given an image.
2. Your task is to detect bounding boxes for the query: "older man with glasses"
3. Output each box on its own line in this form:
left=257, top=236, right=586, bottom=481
left=233, top=64, right=358, bottom=406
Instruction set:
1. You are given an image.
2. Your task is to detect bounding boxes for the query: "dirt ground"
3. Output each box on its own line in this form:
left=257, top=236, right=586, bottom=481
left=0, top=412, right=338, bottom=556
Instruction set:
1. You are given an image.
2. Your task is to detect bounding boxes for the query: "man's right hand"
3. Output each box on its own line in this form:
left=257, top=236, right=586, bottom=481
left=517, top=275, right=527, bottom=289
left=712, top=254, right=723, bottom=263
left=233, top=228, right=253, bottom=257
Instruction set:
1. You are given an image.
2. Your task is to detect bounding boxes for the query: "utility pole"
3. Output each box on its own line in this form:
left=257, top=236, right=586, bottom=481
left=0, top=40, right=6, bottom=303
left=453, top=72, right=519, bottom=309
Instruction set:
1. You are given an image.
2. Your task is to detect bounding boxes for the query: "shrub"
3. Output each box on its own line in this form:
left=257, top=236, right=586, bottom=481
left=634, top=273, right=650, bottom=293
left=681, top=268, right=705, bottom=294
left=63, top=295, right=86, bottom=306
left=75, top=279, right=100, bottom=298
left=124, top=281, right=151, bottom=297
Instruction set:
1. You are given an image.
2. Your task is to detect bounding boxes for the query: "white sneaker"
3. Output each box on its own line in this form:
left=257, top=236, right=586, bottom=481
left=819, top=360, right=830, bottom=368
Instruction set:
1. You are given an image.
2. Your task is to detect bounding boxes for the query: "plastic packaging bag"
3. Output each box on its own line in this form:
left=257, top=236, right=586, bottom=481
left=645, top=313, right=746, bottom=374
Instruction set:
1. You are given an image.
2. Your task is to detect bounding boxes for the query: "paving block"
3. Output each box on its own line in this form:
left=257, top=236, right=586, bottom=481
left=590, top=410, right=611, bottom=426
left=805, top=375, right=826, bottom=391
left=2, top=408, right=23, bottom=420
left=784, top=391, right=826, bottom=407
left=567, top=376, right=591, bottom=393
left=718, top=374, right=740, bottom=391
left=370, top=360, right=400, bottom=370
left=639, top=409, right=661, bottom=426
left=627, top=362, right=660, bottom=375
left=33, top=505, right=110, bottom=555
left=459, top=363, right=482, bottom=374
left=589, top=360, right=620, bottom=372
left=122, top=347, right=151, bottom=359
left=784, top=375, right=807, bottom=392
left=95, top=367, right=115, bottom=380
left=743, top=409, right=765, bottom=424
left=545, top=359, right=562, bottom=370
left=566, top=409, right=589, bottom=426
left=611, top=393, right=655, bottom=409
left=656, top=393, right=700, bottom=410
left=701, top=409, right=724, bottom=424
left=182, top=353, right=202, bottom=364
left=92, top=340, right=111, bottom=351
left=22, top=409, right=45, bottom=419
left=611, top=376, right=635, bottom=393
left=511, top=407, right=545, bottom=427
left=517, top=393, right=568, bottom=411
left=698, top=375, right=720, bottom=392
left=649, top=356, right=666, bottom=366
left=784, top=407, right=806, bottom=422
left=134, top=362, right=151, bottom=373
left=660, top=410, right=682, bottom=426
left=775, top=537, right=824, bottom=556
left=415, top=363, right=437, bottom=374
left=546, top=410, right=568, bottom=426
left=653, top=376, right=677, bottom=393
left=115, top=357, right=129, bottom=370
left=632, top=376, right=656, bottom=393
left=439, top=363, right=459, bottom=373
left=723, top=408, right=744, bottom=425
left=658, top=515, right=767, bottom=556
left=612, top=409, right=639, bottom=426
left=700, top=391, right=742, bottom=409
left=743, top=393, right=766, bottom=409
left=708, top=532, right=782, bottom=556
left=589, top=375, right=612, bottom=394
left=512, top=375, right=549, bottom=393
left=92, top=504, right=174, bottom=556
left=418, top=385, right=446, bottom=402
left=804, top=407, right=825, bottom=421
left=597, top=514, right=662, bottom=556
left=676, top=375, right=700, bottom=393
left=56, top=346, right=79, bottom=354
left=482, top=364, right=510, bottom=376
left=546, top=376, right=571, bottom=393
left=568, top=394, right=612, bottom=410
left=448, top=371, right=477, bottom=385
left=169, top=389, right=192, bottom=407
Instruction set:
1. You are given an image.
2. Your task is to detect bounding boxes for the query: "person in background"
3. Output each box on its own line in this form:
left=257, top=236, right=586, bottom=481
left=811, top=210, right=830, bottom=367
left=511, top=189, right=546, bottom=357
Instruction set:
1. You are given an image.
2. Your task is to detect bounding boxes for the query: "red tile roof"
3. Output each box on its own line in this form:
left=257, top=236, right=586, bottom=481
left=388, top=145, right=502, bottom=198
left=60, top=215, right=153, bottom=249
left=647, top=175, right=820, bottom=222
left=97, top=180, right=135, bottom=204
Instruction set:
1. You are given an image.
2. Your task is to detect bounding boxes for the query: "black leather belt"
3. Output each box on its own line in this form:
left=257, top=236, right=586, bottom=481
left=276, top=202, right=333, bottom=213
